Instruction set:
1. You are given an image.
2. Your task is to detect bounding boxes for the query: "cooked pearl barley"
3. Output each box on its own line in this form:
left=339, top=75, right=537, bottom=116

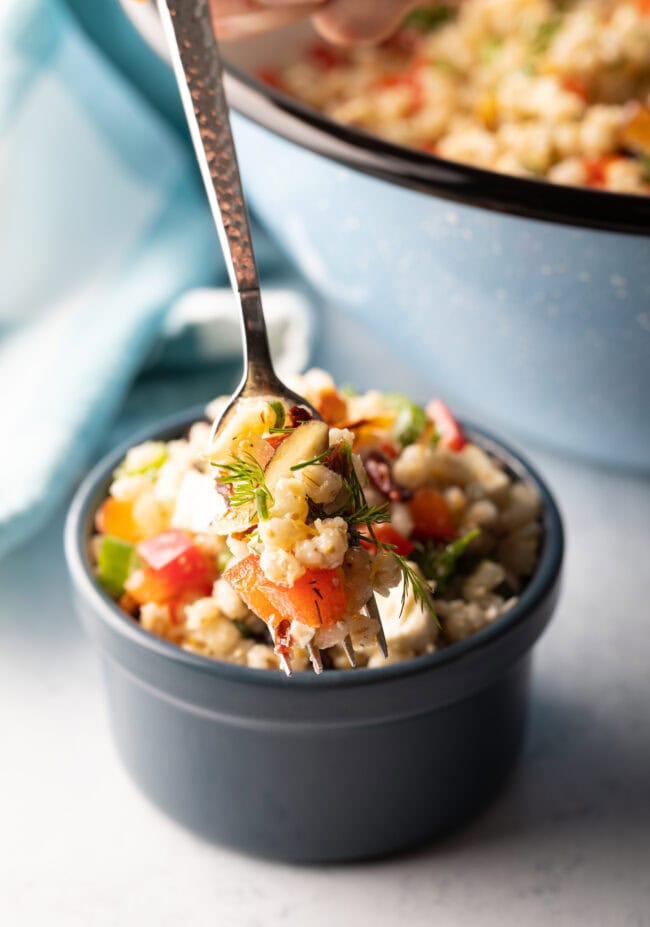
left=499, top=482, right=541, bottom=532
left=110, top=474, right=151, bottom=503
left=246, top=644, right=280, bottom=670
left=370, top=550, right=403, bottom=597
left=272, top=478, right=309, bottom=521
left=464, top=498, right=500, bottom=530
left=184, top=596, right=221, bottom=631
left=297, top=464, right=343, bottom=505
left=132, top=490, right=168, bottom=537
left=122, top=441, right=167, bottom=474
left=258, top=516, right=309, bottom=551
left=213, top=579, right=249, bottom=621
left=329, top=427, right=355, bottom=447
left=259, top=547, right=305, bottom=586
left=462, top=560, right=506, bottom=600
left=460, top=445, right=510, bottom=502
left=429, top=448, right=472, bottom=485
left=498, top=521, right=542, bottom=576
left=140, top=602, right=183, bottom=643
left=437, top=599, right=494, bottom=643
left=342, top=547, right=373, bottom=613
left=393, top=444, right=437, bottom=491
left=294, top=517, right=348, bottom=570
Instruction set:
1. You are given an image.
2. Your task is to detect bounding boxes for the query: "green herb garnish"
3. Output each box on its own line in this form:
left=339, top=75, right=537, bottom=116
left=435, top=59, right=462, bottom=76
left=113, top=442, right=168, bottom=481
left=217, top=548, right=233, bottom=573
left=346, top=503, right=391, bottom=527
left=267, top=400, right=286, bottom=430
left=403, top=5, right=454, bottom=32
left=385, top=393, right=428, bottom=448
left=414, top=528, right=481, bottom=593
left=392, top=551, right=438, bottom=624
left=215, top=453, right=274, bottom=521
left=290, top=449, right=331, bottom=471
left=479, top=36, right=502, bottom=65
left=531, top=16, right=563, bottom=55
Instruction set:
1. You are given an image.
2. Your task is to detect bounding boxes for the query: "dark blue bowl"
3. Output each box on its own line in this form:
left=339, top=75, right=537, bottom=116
left=65, top=407, right=563, bottom=862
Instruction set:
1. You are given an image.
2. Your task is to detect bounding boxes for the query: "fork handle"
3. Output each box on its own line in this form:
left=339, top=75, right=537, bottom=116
left=158, top=0, right=280, bottom=392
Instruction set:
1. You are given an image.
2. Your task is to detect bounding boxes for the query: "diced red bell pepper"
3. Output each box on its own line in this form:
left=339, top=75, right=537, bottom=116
left=583, top=156, right=617, bottom=188
left=409, top=488, right=456, bottom=541
left=562, top=77, right=589, bottom=100
left=373, top=71, right=424, bottom=116
left=307, top=42, right=345, bottom=70
left=359, top=523, right=415, bottom=558
left=426, top=398, right=466, bottom=451
left=226, top=555, right=347, bottom=630
left=256, top=67, right=286, bottom=92
left=130, top=530, right=215, bottom=605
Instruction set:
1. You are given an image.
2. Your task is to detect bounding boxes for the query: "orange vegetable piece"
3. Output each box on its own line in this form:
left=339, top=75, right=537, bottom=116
left=622, top=104, right=650, bottom=155
left=409, top=488, right=456, bottom=541
left=562, top=77, right=589, bottom=100
left=95, top=498, right=140, bottom=543
left=128, top=530, right=215, bottom=606
left=315, top=389, right=348, bottom=425
left=226, top=555, right=347, bottom=630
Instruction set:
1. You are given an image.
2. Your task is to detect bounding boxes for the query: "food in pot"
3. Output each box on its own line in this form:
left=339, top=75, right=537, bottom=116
left=262, top=0, right=650, bottom=193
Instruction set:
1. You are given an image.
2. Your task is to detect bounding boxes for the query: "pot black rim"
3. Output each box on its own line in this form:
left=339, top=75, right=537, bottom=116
left=223, top=65, right=650, bottom=237
left=65, top=405, right=564, bottom=690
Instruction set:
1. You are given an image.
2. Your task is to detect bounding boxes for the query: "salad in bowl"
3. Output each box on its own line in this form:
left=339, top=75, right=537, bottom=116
left=92, top=370, right=542, bottom=674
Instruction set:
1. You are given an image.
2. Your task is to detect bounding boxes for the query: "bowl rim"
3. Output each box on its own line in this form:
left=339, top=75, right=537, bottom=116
left=65, top=405, right=564, bottom=691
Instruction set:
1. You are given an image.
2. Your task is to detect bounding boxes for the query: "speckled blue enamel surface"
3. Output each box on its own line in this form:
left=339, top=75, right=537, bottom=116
left=232, top=115, right=650, bottom=470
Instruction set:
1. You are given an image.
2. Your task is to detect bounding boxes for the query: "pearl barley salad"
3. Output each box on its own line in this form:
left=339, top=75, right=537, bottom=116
left=260, top=0, right=650, bottom=193
left=92, top=372, right=542, bottom=673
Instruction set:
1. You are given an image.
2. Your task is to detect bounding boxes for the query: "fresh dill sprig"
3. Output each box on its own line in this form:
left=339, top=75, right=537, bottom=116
left=413, top=528, right=481, bottom=593
left=214, top=453, right=273, bottom=519
left=346, top=503, right=391, bottom=527
left=290, top=449, right=331, bottom=471
left=391, top=551, right=439, bottom=625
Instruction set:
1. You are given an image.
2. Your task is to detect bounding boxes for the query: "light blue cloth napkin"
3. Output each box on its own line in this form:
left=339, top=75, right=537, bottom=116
left=0, top=0, right=309, bottom=560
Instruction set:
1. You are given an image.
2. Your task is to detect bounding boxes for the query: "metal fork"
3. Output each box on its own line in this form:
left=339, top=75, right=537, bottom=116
left=157, top=0, right=387, bottom=674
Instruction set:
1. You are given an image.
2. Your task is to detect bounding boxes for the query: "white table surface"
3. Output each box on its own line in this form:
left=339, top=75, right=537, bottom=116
left=3, top=320, right=650, bottom=926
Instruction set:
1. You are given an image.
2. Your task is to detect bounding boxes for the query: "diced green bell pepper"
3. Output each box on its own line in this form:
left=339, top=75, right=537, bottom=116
left=97, top=535, right=139, bottom=597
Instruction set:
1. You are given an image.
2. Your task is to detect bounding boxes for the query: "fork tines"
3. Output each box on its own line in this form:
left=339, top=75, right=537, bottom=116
left=342, top=635, right=357, bottom=669
left=307, top=642, right=324, bottom=675
left=365, top=594, right=389, bottom=658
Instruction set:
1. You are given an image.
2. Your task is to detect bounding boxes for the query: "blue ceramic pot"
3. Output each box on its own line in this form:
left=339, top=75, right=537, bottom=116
left=111, top=3, right=650, bottom=470
left=223, top=105, right=650, bottom=471
left=65, top=408, right=563, bottom=862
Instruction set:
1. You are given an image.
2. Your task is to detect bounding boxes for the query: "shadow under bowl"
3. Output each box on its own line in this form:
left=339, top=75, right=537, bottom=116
left=65, top=406, right=563, bottom=863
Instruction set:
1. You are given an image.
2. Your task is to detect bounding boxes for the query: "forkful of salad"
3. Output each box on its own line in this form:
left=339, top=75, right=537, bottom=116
left=157, top=0, right=408, bottom=674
